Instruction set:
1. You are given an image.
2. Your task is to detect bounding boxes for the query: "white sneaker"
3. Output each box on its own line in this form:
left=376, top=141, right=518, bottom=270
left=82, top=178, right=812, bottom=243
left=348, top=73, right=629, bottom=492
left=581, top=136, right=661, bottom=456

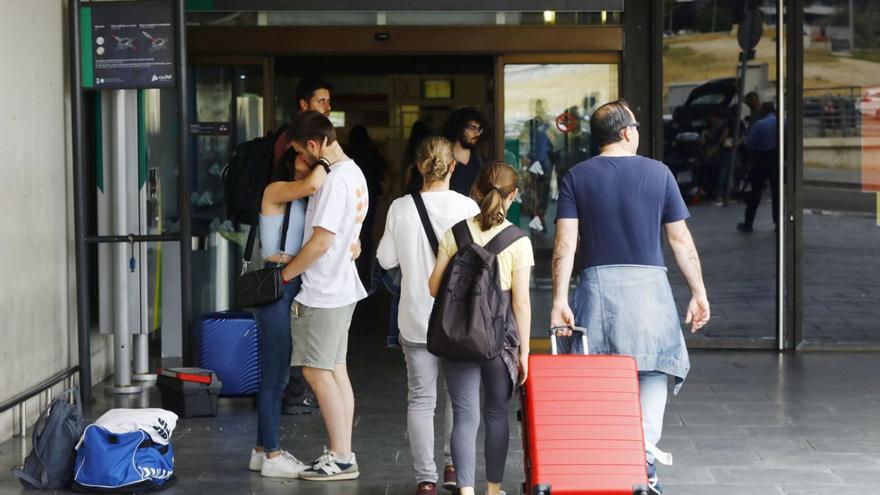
left=300, top=450, right=359, bottom=481
left=260, top=451, right=309, bottom=479
left=248, top=449, right=264, bottom=472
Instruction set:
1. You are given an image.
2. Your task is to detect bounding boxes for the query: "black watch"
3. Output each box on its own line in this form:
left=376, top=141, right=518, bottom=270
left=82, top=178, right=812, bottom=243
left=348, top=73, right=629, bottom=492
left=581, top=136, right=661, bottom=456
left=316, top=157, right=331, bottom=173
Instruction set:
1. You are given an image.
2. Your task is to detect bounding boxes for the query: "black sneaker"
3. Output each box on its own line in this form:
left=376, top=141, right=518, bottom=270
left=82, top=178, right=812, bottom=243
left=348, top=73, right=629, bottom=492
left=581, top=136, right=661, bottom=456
left=282, top=391, right=319, bottom=415
left=736, top=222, right=753, bottom=233
left=647, top=462, right=663, bottom=494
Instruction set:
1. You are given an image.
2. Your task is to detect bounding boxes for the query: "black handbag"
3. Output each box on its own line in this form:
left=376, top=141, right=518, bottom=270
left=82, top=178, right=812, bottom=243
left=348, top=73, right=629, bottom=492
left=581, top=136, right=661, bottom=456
left=236, top=202, right=292, bottom=308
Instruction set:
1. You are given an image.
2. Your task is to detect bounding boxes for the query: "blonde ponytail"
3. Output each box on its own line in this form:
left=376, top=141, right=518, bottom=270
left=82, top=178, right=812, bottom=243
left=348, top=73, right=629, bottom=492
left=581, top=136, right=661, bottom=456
left=416, top=137, right=454, bottom=185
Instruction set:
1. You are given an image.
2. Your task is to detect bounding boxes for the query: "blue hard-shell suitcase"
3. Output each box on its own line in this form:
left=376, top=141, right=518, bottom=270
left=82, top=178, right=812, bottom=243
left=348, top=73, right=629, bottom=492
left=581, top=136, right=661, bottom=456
left=198, top=312, right=260, bottom=397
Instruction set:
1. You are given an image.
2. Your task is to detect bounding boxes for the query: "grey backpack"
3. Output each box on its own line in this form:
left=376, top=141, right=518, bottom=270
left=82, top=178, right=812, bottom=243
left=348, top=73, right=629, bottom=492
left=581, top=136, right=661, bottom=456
left=427, top=220, right=525, bottom=361
left=12, top=387, right=84, bottom=490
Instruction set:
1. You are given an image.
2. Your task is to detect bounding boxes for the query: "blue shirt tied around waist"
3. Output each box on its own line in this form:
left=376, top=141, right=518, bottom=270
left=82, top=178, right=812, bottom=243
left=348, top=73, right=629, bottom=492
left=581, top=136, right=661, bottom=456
left=556, top=155, right=692, bottom=392
left=259, top=199, right=307, bottom=259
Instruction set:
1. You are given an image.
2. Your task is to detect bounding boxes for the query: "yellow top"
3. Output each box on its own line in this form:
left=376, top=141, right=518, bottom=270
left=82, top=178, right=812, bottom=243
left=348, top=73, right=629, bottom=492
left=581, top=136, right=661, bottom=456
left=438, top=217, right=535, bottom=290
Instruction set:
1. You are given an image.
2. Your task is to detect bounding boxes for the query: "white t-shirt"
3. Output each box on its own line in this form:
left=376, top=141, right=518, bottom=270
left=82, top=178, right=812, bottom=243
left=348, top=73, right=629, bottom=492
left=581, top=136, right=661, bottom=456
left=295, top=159, right=369, bottom=308
left=376, top=190, right=479, bottom=344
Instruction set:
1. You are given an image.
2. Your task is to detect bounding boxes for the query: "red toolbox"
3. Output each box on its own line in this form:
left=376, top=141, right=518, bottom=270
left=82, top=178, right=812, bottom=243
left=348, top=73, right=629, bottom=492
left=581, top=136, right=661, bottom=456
left=520, top=328, right=649, bottom=495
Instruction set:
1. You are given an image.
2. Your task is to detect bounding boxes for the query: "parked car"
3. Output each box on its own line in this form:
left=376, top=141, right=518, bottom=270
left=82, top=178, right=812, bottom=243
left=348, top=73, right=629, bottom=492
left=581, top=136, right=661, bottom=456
left=664, top=78, right=738, bottom=191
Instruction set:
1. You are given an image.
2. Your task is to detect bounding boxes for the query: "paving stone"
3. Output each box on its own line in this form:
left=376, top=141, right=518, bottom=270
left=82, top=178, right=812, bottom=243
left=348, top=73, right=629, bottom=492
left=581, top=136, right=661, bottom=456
left=709, top=467, right=843, bottom=485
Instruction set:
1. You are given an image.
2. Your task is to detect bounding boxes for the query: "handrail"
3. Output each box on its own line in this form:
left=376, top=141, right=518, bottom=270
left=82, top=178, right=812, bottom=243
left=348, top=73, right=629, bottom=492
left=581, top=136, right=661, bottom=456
left=0, top=366, right=80, bottom=415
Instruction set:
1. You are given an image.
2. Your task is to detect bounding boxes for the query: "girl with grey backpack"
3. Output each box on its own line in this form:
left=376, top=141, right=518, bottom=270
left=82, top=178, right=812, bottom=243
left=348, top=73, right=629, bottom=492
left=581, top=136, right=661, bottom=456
left=428, top=162, right=534, bottom=495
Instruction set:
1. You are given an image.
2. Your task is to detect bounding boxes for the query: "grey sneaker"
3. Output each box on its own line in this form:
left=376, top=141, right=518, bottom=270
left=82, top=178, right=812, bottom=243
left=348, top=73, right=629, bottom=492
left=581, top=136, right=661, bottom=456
left=260, top=451, right=308, bottom=479
left=300, top=451, right=359, bottom=481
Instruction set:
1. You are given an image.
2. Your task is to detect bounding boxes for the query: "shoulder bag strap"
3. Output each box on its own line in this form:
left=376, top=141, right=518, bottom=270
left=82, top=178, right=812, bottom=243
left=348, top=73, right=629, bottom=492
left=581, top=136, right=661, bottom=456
left=451, top=220, right=474, bottom=251
left=242, top=213, right=260, bottom=270
left=410, top=193, right=439, bottom=256
left=484, top=225, right=526, bottom=255
left=278, top=201, right=293, bottom=255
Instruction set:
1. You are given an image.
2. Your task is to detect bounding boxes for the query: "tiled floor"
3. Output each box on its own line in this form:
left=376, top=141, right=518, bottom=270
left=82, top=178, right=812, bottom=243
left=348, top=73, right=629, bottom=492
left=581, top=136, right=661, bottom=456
left=2, top=323, right=880, bottom=495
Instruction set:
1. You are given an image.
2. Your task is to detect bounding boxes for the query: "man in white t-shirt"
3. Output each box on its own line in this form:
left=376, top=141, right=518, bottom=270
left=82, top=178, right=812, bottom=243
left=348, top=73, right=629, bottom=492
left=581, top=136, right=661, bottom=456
left=281, top=111, right=368, bottom=481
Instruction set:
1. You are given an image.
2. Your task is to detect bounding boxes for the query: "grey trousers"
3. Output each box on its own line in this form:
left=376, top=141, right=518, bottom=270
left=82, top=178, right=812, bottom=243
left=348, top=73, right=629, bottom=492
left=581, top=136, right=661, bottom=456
left=402, top=342, right=453, bottom=484
left=443, top=356, right=512, bottom=489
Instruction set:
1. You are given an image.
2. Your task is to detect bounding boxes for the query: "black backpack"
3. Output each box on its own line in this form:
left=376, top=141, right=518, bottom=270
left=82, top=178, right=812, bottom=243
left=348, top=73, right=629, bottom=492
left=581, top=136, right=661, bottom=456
left=12, top=387, right=84, bottom=490
left=427, top=221, right=525, bottom=361
left=222, top=125, right=289, bottom=226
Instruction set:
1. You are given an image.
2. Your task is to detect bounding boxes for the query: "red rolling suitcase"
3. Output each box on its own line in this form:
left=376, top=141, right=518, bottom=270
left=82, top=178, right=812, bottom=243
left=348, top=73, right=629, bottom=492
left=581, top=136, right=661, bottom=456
left=520, top=327, right=649, bottom=495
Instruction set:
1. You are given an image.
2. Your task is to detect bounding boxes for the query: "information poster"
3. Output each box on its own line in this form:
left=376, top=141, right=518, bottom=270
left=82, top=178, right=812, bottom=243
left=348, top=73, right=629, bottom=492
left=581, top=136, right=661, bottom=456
left=83, top=1, right=175, bottom=89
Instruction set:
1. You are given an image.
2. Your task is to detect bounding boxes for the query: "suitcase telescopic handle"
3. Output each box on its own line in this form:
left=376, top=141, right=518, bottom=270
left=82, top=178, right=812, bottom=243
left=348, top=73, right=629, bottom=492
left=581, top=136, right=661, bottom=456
left=549, top=326, right=588, bottom=355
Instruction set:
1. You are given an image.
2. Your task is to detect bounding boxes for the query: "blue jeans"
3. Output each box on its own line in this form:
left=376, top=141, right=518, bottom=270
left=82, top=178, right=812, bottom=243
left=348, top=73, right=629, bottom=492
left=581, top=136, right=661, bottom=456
left=253, top=272, right=301, bottom=452
left=368, top=258, right=402, bottom=348
left=639, top=371, right=668, bottom=464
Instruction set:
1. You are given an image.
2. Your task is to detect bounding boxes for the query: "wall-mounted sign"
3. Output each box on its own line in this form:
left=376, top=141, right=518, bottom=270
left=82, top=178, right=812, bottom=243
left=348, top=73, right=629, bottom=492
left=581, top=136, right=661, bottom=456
left=421, top=79, right=454, bottom=100
left=81, top=1, right=175, bottom=89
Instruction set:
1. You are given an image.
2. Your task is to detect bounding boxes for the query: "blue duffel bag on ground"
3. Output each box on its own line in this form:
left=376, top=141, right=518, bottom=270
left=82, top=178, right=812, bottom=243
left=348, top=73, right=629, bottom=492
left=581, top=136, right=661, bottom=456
left=72, top=425, right=176, bottom=493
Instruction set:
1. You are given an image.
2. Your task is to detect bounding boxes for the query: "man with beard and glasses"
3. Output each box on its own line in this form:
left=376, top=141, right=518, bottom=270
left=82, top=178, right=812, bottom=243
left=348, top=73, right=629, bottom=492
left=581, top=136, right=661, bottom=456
left=442, top=107, right=488, bottom=196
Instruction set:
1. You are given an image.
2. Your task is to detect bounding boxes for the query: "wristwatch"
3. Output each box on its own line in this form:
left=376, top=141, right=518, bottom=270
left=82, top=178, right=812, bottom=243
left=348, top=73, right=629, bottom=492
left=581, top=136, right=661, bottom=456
left=316, top=157, right=331, bottom=173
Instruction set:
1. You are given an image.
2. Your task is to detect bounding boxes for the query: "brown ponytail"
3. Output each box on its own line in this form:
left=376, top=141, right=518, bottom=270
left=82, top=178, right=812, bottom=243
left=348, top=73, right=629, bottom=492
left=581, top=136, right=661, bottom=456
left=472, top=161, right=518, bottom=231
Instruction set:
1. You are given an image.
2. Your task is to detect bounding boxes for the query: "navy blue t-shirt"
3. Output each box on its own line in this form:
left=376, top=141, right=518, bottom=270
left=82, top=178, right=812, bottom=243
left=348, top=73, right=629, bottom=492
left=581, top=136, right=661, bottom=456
left=555, top=155, right=690, bottom=268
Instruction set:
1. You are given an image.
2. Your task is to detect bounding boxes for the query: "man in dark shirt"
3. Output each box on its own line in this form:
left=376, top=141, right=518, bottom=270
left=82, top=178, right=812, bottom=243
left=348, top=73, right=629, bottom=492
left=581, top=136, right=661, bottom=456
left=551, top=100, right=710, bottom=495
left=442, top=107, right=487, bottom=196
left=737, top=102, right=779, bottom=233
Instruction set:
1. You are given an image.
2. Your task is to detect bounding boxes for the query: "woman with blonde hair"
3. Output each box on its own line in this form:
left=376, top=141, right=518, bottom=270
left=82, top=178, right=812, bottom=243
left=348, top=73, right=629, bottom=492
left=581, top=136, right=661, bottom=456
left=376, top=137, right=479, bottom=495
left=428, top=162, right=534, bottom=495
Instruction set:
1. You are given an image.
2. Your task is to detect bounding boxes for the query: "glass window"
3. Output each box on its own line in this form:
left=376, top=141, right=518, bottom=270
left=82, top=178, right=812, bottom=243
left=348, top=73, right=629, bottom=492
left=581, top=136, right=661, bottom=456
left=662, top=2, right=779, bottom=345
left=801, top=0, right=880, bottom=344
left=187, top=10, right=622, bottom=27
left=502, top=62, right=618, bottom=333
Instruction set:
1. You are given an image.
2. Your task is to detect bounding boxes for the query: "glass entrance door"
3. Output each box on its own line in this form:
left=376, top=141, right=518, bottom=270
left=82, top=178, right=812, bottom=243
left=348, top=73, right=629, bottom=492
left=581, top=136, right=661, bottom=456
left=189, top=64, right=265, bottom=315
left=498, top=55, right=620, bottom=340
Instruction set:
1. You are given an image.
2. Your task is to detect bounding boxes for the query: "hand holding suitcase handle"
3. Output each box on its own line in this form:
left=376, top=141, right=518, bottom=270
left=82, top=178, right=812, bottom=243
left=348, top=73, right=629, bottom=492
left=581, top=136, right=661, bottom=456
left=549, top=326, right=588, bottom=355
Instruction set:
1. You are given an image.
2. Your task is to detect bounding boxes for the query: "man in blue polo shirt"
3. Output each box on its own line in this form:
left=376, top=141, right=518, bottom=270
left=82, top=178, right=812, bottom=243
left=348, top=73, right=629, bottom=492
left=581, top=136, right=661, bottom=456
left=550, top=99, right=711, bottom=495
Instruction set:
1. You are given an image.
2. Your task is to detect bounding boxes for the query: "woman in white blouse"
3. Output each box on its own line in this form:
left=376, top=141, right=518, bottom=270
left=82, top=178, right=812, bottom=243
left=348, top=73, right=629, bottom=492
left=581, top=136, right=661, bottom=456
left=376, top=137, right=479, bottom=495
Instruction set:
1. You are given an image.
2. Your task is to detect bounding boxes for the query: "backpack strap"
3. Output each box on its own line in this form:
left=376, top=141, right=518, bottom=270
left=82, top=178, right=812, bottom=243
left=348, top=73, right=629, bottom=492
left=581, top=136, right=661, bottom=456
left=451, top=220, right=474, bottom=251
left=410, top=193, right=438, bottom=256
left=484, top=225, right=526, bottom=256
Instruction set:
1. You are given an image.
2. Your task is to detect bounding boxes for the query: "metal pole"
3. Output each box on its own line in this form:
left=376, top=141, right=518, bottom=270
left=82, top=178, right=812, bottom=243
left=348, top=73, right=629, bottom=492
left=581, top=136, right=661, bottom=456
left=18, top=403, right=26, bottom=437
left=723, top=2, right=753, bottom=206
left=712, top=0, right=718, bottom=32
left=109, top=90, right=141, bottom=395
left=175, top=0, right=194, bottom=365
left=777, top=0, right=786, bottom=350
left=849, top=0, right=855, bottom=52
left=69, top=0, right=93, bottom=407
